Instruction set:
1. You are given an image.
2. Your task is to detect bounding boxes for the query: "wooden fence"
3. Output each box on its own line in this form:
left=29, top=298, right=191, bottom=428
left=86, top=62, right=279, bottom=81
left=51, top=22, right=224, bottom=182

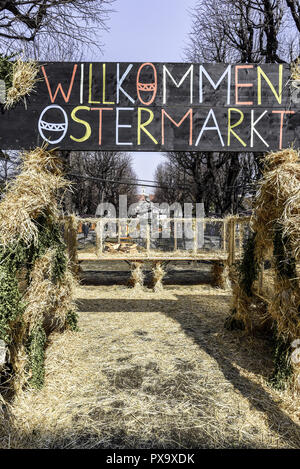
left=62, top=215, right=251, bottom=264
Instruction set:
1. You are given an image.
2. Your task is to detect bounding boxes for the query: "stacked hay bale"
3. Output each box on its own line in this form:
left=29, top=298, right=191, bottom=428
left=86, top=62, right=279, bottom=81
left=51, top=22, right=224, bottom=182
left=0, top=147, right=78, bottom=392
left=0, top=54, right=39, bottom=109
left=211, top=261, right=231, bottom=290
left=226, top=148, right=300, bottom=389
left=151, top=262, right=165, bottom=292
left=225, top=231, right=260, bottom=332
left=129, top=262, right=144, bottom=289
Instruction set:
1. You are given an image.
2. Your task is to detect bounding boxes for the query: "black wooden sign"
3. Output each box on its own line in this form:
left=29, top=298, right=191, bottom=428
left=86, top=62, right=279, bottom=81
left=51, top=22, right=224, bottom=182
left=0, top=62, right=299, bottom=151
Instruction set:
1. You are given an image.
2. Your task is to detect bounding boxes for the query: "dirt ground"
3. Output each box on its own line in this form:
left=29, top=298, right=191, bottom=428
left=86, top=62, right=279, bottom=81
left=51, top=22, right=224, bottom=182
left=1, top=283, right=300, bottom=449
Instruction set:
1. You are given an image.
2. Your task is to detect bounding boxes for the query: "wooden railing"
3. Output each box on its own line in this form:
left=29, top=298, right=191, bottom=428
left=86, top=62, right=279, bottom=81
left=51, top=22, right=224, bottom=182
left=61, top=215, right=251, bottom=265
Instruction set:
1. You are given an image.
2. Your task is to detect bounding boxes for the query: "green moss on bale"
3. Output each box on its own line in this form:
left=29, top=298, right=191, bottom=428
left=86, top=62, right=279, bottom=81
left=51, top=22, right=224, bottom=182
left=224, top=233, right=259, bottom=332
left=273, top=225, right=297, bottom=282
left=270, top=332, right=293, bottom=390
left=52, top=243, right=67, bottom=284
left=238, top=232, right=259, bottom=297
left=26, top=322, right=46, bottom=390
left=0, top=213, right=75, bottom=390
left=26, top=216, right=67, bottom=279
left=0, top=262, right=25, bottom=344
left=66, top=310, right=79, bottom=332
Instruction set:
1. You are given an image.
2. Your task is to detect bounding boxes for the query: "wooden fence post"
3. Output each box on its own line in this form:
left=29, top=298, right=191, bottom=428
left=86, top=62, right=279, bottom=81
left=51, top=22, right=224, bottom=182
left=63, top=215, right=78, bottom=273
left=145, top=223, right=151, bottom=254
left=174, top=220, right=177, bottom=251
left=223, top=220, right=227, bottom=252
left=96, top=219, right=103, bottom=257
left=117, top=219, right=121, bottom=244
left=228, top=218, right=236, bottom=266
left=193, top=218, right=198, bottom=255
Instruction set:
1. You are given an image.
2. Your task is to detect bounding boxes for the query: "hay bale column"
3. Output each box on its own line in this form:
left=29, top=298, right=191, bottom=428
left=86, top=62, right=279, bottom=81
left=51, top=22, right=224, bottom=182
left=226, top=148, right=300, bottom=390
left=0, top=147, right=78, bottom=392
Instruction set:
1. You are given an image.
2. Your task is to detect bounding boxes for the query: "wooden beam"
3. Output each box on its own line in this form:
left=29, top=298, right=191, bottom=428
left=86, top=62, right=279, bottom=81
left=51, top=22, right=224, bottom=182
left=95, top=220, right=103, bottom=257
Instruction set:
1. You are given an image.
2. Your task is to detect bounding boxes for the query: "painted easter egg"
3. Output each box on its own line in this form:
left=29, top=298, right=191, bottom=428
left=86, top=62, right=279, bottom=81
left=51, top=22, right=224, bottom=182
left=38, top=104, right=68, bottom=144
left=136, top=63, right=157, bottom=106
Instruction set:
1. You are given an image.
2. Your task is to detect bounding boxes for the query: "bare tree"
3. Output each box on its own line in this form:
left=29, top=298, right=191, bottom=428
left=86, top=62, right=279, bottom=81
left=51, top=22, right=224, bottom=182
left=154, top=152, right=260, bottom=215
left=0, top=0, right=117, bottom=202
left=186, top=0, right=299, bottom=64
left=66, top=151, right=138, bottom=215
left=286, top=0, right=300, bottom=32
left=171, top=0, right=299, bottom=216
left=0, top=0, right=115, bottom=56
left=153, top=161, right=191, bottom=206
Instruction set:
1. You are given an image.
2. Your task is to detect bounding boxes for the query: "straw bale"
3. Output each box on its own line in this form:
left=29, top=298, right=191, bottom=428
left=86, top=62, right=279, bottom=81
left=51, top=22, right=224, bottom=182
left=251, top=149, right=300, bottom=262
left=129, top=262, right=144, bottom=289
left=268, top=275, right=300, bottom=342
left=151, top=262, right=165, bottom=292
left=23, top=249, right=77, bottom=335
left=0, top=146, right=76, bottom=391
left=211, top=262, right=231, bottom=289
left=0, top=147, right=70, bottom=248
left=5, top=59, right=40, bottom=109
left=291, top=58, right=300, bottom=81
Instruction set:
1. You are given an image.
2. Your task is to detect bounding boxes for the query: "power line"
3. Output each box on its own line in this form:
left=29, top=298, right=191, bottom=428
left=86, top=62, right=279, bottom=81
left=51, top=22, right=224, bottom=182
left=68, top=173, right=176, bottom=190
left=67, top=172, right=258, bottom=192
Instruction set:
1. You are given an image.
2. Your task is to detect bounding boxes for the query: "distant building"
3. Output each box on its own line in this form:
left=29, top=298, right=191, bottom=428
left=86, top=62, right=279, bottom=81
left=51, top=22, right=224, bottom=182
left=129, top=190, right=168, bottom=219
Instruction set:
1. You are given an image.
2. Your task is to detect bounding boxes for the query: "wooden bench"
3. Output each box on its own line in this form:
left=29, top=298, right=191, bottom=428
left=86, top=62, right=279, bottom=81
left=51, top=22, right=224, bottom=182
left=77, top=252, right=238, bottom=289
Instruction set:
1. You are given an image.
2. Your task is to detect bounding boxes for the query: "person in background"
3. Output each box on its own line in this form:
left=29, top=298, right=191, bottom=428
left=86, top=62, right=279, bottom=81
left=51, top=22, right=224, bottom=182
left=82, top=222, right=90, bottom=239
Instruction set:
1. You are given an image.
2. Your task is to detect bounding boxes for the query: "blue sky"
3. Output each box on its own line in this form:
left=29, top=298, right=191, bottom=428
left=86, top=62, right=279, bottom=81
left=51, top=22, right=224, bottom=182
left=101, top=0, right=196, bottom=188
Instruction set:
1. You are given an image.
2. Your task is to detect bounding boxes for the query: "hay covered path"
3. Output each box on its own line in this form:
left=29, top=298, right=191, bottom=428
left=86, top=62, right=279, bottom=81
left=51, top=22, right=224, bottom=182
left=2, top=285, right=300, bottom=449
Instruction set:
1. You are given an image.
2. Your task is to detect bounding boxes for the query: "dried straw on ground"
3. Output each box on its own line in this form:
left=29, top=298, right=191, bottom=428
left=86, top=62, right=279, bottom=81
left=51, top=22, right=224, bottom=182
left=1, top=285, right=300, bottom=449
left=5, top=59, right=40, bottom=109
